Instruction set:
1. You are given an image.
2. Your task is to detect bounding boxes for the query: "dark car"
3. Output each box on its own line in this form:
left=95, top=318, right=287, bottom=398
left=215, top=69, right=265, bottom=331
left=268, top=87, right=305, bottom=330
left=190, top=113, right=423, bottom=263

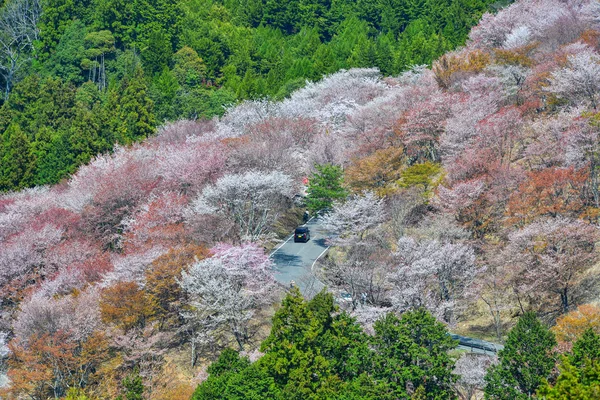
left=294, top=226, right=310, bottom=243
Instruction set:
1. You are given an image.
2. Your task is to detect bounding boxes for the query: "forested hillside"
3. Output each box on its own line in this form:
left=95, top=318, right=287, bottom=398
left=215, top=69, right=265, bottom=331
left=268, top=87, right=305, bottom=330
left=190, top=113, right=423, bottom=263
left=0, top=0, right=502, bottom=192
left=4, top=0, right=600, bottom=398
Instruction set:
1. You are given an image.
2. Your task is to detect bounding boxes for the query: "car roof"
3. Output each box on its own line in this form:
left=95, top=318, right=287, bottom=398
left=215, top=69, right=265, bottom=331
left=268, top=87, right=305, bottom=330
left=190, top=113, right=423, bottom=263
left=295, top=226, right=309, bottom=232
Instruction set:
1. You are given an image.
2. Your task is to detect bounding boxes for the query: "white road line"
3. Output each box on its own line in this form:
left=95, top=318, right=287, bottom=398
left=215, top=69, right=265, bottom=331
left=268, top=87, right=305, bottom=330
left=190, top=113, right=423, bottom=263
left=269, top=234, right=294, bottom=257
left=311, top=246, right=330, bottom=273
left=271, top=215, right=318, bottom=257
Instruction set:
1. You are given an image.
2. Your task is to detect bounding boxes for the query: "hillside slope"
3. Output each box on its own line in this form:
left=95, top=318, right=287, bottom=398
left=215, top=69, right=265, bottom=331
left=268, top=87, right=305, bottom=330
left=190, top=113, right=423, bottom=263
left=0, top=0, right=501, bottom=192
left=2, top=0, right=600, bottom=397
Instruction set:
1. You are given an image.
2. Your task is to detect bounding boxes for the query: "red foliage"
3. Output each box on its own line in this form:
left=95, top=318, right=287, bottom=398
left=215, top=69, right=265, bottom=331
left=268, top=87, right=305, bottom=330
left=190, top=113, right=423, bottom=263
left=506, top=167, right=588, bottom=226
left=123, top=192, right=188, bottom=252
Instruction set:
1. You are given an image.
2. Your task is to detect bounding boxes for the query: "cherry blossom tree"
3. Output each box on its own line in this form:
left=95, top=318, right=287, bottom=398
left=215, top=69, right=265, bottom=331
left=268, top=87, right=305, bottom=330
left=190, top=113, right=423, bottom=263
left=189, top=170, right=294, bottom=241
left=398, top=93, right=451, bottom=163
left=323, top=238, right=393, bottom=308
left=454, top=353, right=497, bottom=400
left=505, top=167, right=587, bottom=227
left=153, top=141, right=227, bottom=194
left=440, top=77, right=502, bottom=163
left=321, top=191, right=386, bottom=242
left=13, top=289, right=101, bottom=344
left=546, top=47, right=600, bottom=109
left=228, top=120, right=299, bottom=177
left=122, top=191, right=188, bottom=252
left=391, top=237, right=478, bottom=323
left=179, top=243, right=277, bottom=361
left=151, top=119, right=216, bottom=145
left=0, top=224, right=63, bottom=289
left=502, top=217, right=600, bottom=316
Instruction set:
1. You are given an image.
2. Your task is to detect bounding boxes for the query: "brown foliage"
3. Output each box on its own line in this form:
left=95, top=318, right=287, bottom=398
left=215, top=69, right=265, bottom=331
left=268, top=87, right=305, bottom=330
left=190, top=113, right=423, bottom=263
left=493, top=43, right=537, bottom=67
left=4, top=330, right=109, bottom=399
left=149, top=363, right=196, bottom=400
left=456, top=193, right=497, bottom=239
left=345, top=146, right=405, bottom=196
left=433, top=50, right=491, bottom=89
left=579, top=29, right=600, bottom=50
left=100, top=281, right=156, bottom=331
left=145, top=245, right=210, bottom=327
left=552, top=304, right=600, bottom=348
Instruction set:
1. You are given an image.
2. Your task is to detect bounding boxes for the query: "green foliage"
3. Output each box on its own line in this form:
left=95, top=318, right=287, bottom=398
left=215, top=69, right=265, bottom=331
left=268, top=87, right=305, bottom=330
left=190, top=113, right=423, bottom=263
left=114, top=66, right=156, bottom=143
left=537, top=357, right=600, bottom=399
left=173, top=46, right=207, bottom=87
left=371, top=310, right=458, bottom=399
left=398, top=161, right=442, bottom=197
left=45, top=20, right=87, bottom=84
left=570, top=328, right=600, bottom=369
left=484, top=312, right=557, bottom=399
left=192, top=290, right=459, bottom=400
left=117, top=369, right=145, bottom=400
left=64, top=388, right=91, bottom=400
left=0, top=124, right=34, bottom=191
left=141, top=29, right=173, bottom=76
left=0, top=0, right=500, bottom=192
left=537, top=329, right=600, bottom=398
left=306, top=164, right=348, bottom=213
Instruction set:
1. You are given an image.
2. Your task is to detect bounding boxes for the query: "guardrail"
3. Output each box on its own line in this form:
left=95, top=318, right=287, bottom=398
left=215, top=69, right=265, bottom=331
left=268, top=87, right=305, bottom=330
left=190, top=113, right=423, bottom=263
left=451, top=334, right=503, bottom=354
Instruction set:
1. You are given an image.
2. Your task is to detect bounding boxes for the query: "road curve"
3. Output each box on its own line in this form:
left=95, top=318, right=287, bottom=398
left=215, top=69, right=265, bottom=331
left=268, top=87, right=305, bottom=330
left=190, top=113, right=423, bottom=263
left=270, top=217, right=503, bottom=354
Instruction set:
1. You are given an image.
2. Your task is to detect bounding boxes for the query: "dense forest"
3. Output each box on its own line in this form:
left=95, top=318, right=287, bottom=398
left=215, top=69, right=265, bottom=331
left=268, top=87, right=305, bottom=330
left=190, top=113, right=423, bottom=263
left=4, top=0, right=600, bottom=398
left=0, top=0, right=504, bottom=192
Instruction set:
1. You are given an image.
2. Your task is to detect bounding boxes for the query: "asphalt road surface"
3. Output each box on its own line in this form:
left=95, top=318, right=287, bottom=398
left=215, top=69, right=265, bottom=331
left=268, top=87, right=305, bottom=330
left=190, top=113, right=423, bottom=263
left=270, top=216, right=503, bottom=355
left=270, top=216, right=328, bottom=297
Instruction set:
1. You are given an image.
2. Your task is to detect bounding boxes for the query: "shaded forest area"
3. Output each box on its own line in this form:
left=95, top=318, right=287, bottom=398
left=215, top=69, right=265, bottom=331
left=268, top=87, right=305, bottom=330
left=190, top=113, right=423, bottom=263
left=0, top=0, right=504, bottom=192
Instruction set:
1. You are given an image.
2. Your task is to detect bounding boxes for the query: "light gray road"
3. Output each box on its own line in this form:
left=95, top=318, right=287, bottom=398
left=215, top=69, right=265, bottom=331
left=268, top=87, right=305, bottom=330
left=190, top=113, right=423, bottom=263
left=270, top=217, right=328, bottom=296
left=270, top=217, right=503, bottom=354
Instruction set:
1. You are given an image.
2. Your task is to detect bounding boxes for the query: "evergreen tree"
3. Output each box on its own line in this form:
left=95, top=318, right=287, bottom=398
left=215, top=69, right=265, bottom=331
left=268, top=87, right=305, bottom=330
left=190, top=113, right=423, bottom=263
left=571, top=328, right=600, bottom=368
left=484, top=312, right=557, bottom=399
left=0, top=124, right=34, bottom=191
left=115, top=66, right=156, bottom=143
left=537, top=357, right=600, bottom=399
left=141, top=29, right=173, bottom=77
left=46, top=20, right=87, bottom=84
left=537, top=329, right=600, bottom=398
left=172, top=46, right=207, bottom=87
left=32, top=129, right=74, bottom=186
left=193, top=293, right=460, bottom=400
left=117, top=369, right=144, bottom=400
left=306, top=164, right=348, bottom=213
left=372, top=310, right=458, bottom=399
left=151, top=67, right=180, bottom=121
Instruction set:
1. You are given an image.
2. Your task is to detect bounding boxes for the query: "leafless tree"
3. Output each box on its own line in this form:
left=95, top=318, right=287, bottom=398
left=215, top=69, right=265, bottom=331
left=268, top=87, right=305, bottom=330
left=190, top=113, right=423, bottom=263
left=324, top=239, right=393, bottom=309
left=0, top=0, right=41, bottom=100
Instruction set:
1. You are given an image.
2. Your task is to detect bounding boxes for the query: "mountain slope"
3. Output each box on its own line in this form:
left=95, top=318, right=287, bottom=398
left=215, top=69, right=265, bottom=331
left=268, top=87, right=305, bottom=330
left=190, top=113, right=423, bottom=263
left=2, top=0, right=600, bottom=397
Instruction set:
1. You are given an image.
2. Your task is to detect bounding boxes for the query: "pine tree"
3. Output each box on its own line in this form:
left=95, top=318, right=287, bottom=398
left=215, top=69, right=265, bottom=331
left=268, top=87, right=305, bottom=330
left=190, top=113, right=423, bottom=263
left=117, top=369, right=144, bottom=400
left=484, top=312, right=556, bottom=399
left=536, top=357, right=600, bottom=399
left=537, top=329, right=600, bottom=398
left=306, top=164, right=348, bottom=213
left=571, top=328, right=600, bottom=368
left=372, top=309, right=458, bottom=399
left=0, top=124, right=34, bottom=191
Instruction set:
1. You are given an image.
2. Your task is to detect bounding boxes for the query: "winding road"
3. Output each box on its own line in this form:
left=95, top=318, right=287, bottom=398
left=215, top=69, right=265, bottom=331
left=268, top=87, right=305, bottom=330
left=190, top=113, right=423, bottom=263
left=270, top=216, right=503, bottom=355
left=270, top=216, right=327, bottom=297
